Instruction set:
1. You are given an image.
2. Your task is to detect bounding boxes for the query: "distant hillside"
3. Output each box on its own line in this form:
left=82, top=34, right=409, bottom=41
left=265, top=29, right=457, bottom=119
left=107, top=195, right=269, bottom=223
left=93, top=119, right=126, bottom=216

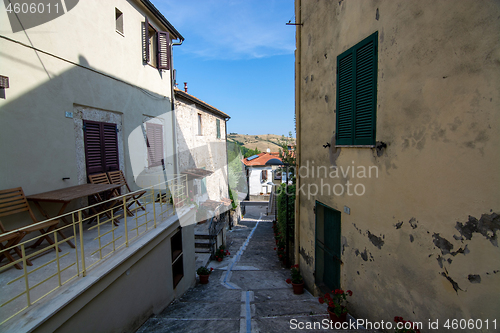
left=227, top=133, right=295, bottom=154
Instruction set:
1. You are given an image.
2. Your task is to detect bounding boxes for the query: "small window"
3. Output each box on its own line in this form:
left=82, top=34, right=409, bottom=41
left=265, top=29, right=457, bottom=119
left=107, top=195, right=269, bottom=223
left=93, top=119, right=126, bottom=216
left=336, top=31, right=378, bottom=146
left=261, top=170, right=268, bottom=182
left=148, top=25, right=157, bottom=67
left=216, top=119, right=221, bottom=139
left=142, top=18, right=171, bottom=69
left=197, top=114, right=202, bottom=135
left=115, top=8, right=123, bottom=34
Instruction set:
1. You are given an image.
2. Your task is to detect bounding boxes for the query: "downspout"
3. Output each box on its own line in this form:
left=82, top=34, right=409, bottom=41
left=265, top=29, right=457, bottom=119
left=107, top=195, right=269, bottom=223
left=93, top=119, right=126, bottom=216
left=294, top=0, right=302, bottom=266
left=170, top=37, right=184, bottom=176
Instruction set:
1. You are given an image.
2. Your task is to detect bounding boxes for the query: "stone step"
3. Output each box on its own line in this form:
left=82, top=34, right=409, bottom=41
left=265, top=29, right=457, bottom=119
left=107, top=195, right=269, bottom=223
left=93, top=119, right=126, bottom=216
left=194, top=234, right=210, bottom=240
left=194, top=247, right=211, bottom=253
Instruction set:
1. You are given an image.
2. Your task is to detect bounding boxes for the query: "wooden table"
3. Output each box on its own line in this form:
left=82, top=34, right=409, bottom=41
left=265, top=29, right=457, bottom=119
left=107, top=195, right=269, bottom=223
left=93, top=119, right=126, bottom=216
left=27, top=184, right=122, bottom=248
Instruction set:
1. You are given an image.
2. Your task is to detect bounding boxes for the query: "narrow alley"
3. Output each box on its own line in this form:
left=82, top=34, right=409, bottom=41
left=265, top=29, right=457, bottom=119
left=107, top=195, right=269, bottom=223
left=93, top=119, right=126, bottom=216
left=137, top=204, right=378, bottom=333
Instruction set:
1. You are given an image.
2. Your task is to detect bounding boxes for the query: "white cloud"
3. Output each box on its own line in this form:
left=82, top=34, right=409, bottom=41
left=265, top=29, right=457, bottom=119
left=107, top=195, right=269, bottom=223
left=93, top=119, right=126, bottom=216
left=156, top=0, right=295, bottom=59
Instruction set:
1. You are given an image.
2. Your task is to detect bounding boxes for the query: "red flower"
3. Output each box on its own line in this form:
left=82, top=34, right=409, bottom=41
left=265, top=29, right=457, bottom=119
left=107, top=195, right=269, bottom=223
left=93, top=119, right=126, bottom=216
left=218, top=258, right=222, bottom=262
left=274, top=248, right=276, bottom=250
left=318, top=297, right=325, bottom=304
left=279, top=254, right=282, bottom=258
left=328, top=301, right=335, bottom=308
left=286, top=278, right=292, bottom=284
left=228, top=252, right=230, bottom=255
left=210, top=268, right=214, bottom=271
left=347, top=290, right=353, bottom=296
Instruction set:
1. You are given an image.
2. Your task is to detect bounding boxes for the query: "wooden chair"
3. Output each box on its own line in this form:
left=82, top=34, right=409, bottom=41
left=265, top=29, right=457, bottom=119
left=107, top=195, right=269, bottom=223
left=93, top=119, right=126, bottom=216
left=87, top=173, right=126, bottom=223
left=0, top=221, right=25, bottom=270
left=0, top=187, right=60, bottom=269
left=107, top=171, right=146, bottom=213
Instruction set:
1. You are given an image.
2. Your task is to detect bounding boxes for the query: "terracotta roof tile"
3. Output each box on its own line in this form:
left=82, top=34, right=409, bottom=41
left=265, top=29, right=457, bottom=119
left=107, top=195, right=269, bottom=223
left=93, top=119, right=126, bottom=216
left=242, top=153, right=282, bottom=166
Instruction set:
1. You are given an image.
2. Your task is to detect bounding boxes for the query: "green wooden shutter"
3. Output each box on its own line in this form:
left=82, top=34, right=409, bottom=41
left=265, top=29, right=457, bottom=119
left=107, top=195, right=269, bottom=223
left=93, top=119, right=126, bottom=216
left=216, top=119, right=221, bottom=139
left=336, top=53, right=354, bottom=145
left=354, top=32, right=377, bottom=145
left=336, top=32, right=378, bottom=146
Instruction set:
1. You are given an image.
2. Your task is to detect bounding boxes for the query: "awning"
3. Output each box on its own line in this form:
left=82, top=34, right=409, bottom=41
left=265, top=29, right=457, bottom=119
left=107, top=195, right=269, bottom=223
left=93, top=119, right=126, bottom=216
left=180, top=168, right=214, bottom=180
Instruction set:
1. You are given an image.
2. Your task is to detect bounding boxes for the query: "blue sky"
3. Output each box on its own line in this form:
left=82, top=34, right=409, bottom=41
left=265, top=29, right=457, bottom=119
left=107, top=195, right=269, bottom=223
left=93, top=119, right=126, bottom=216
left=152, top=0, right=296, bottom=137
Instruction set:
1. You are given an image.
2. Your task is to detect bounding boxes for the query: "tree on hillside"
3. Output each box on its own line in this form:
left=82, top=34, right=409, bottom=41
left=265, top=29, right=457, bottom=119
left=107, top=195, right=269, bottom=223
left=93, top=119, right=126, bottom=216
left=244, top=147, right=261, bottom=158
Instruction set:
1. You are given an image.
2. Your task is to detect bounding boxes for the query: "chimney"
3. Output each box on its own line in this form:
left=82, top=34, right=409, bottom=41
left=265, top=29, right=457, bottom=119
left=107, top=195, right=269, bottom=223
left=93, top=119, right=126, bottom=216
left=184, top=82, right=188, bottom=93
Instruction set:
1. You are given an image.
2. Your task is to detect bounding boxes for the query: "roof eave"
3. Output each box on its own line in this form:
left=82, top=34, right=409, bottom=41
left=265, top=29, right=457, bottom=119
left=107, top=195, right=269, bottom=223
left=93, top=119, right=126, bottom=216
left=140, top=0, right=184, bottom=41
left=175, top=89, right=231, bottom=120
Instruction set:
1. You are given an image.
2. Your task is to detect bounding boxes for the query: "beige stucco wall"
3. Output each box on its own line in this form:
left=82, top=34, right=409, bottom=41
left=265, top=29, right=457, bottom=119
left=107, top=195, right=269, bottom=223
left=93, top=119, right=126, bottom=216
left=296, top=0, right=500, bottom=329
left=174, top=95, right=229, bottom=202
left=0, top=0, right=178, bottom=223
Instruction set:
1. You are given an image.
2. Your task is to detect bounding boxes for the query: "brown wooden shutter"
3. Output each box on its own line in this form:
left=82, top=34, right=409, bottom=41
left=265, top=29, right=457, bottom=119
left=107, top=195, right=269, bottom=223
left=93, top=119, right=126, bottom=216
left=146, top=123, right=163, bottom=167
left=143, top=17, right=150, bottom=63
left=103, top=123, right=119, bottom=171
left=84, top=120, right=104, bottom=175
left=84, top=120, right=119, bottom=176
left=157, top=31, right=170, bottom=70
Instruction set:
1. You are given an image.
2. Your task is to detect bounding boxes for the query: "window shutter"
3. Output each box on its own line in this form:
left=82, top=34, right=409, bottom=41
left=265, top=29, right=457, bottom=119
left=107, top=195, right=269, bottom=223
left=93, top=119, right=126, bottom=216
left=216, top=119, right=221, bottom=139
left=335, top=31, right=377, bottom=146
left=103, top=123, right=119, bottom=171
left=157, top=31, right=170, bottom=70
left=354, top=34, right=377, bottom=145
left=84, top=121, right=104, bottom=175
left=336, top=53, right=354, bottom=145
left=146, top=123, right=163, bottom=167
left=84, top=120, right=119, bottom=175
left=143, top=17, right=150, bottom=63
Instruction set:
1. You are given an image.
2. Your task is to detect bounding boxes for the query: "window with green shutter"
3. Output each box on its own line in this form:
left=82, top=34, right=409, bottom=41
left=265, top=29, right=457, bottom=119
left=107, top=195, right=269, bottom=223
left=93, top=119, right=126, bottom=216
left=216, top=119, right=221, bottom=139
left=336, top=32, right=378, bottom=146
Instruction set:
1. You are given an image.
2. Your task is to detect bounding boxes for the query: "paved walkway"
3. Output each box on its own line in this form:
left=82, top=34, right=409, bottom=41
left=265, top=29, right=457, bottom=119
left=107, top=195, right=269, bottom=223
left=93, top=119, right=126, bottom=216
left=137, top=205, right=376, bottom=333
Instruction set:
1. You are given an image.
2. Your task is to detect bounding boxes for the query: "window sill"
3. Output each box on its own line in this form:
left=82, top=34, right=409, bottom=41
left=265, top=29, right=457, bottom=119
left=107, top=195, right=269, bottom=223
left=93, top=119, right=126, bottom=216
left=335, top=145, right=375, bottom=148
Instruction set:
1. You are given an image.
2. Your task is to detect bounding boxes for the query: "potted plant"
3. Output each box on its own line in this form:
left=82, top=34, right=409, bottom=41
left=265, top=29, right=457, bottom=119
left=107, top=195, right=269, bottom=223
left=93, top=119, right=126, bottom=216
left=318, top=289, right=352, bottom=323
left=393, top=316, right=421, bottom=333
left=214, top=245, right=230, bottom=262
left=196, top=266, right=213, bottom=284
left=286, top=264, right=304, bottom=294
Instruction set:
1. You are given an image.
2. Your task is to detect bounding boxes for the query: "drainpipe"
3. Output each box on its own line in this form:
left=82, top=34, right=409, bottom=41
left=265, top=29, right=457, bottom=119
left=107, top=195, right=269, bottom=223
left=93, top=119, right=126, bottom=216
left=170, top=38, right=184, bottom=176
left=294, top=0, right=302, bottom=266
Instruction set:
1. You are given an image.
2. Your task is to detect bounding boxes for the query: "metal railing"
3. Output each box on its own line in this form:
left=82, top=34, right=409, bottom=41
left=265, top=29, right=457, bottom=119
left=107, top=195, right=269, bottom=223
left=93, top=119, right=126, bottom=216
left=0, top=174, right=188, bottom=325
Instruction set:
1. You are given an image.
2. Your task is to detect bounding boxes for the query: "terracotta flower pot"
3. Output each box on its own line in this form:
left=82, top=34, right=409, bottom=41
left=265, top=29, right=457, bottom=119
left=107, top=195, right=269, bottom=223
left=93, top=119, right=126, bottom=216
left=292, top=282, right=304, bottom=295
left=328, top=307, right=347, bottom=323
left=199, top=274, right=209, bottom=284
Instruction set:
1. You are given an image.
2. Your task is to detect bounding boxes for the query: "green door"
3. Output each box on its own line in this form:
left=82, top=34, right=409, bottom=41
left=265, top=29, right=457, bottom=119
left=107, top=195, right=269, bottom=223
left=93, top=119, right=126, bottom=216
left=315, top=202, right=341, bottom=291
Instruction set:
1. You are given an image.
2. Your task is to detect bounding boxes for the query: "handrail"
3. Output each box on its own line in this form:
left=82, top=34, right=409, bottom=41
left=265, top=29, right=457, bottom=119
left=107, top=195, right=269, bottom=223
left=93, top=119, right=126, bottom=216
left=0, top=174, right=188, bottom=325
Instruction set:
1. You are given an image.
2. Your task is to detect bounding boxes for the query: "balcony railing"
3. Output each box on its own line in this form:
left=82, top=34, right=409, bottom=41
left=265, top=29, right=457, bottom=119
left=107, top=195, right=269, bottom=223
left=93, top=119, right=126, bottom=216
left=0, top=174, right=188, bottom=325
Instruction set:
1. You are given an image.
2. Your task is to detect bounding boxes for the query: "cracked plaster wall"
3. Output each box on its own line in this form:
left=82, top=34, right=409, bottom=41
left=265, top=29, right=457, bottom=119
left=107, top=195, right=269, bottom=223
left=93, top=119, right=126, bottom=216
left=297, top=0, right=500, bottom=328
